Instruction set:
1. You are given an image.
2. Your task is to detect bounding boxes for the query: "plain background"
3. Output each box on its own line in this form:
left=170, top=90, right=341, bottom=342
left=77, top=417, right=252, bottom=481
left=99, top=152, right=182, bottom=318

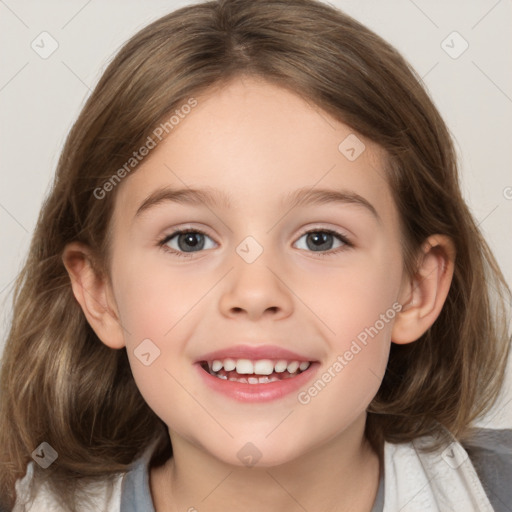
left=0, top=0, right=511, bottom=428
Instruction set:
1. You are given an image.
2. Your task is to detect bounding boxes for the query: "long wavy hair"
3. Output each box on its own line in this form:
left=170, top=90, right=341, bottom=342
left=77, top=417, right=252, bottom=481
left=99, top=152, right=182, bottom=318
left=1, top=0, right=510, bottom=509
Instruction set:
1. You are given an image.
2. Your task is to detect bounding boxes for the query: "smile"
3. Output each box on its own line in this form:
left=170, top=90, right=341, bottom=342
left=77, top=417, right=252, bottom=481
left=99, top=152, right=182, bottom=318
left=201, top=358, right=311, bottom=384
left=196, top=355, right=319, bottom=402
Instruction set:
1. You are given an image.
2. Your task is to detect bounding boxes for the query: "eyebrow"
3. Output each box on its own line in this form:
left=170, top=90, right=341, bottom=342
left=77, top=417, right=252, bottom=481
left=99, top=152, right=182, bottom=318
left=135, top=186, right=232, bottom=217
left=134, top=186, right=380, bottom=221
left=284, top=187, right=379, bottom=220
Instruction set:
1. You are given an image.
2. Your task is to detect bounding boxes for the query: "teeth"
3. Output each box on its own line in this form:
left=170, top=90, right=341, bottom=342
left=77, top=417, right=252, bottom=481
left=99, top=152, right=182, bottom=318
left=236, top=359, right=254, bottom=374
left=223, top=375, right=295, bottom=384
left=207, top=357, right=312, bottom=378
left=253, top=359, right=274, bottom=375
left=274, top=360, right=288, bottom=373
left=287, top=361, right=300, bottom=373
left=223, top=358, right=236, bottom=371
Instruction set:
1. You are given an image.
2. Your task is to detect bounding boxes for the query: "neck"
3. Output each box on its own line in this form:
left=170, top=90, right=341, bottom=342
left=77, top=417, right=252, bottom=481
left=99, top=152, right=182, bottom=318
left=150, top=414, right=381, bottom=512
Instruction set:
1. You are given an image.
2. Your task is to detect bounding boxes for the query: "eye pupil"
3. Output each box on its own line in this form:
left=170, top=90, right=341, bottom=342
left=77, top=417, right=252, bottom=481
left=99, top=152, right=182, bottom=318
left=307, top=232, right=332, bottom=251
left=179, top=232, right=204, bottom=252
left=166, top=229, right=345, bottom=257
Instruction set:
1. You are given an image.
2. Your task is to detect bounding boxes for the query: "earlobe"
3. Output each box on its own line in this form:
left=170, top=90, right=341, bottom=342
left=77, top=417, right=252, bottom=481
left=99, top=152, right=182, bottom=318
left=62, top=242, right=126, bottom=349
left=392, top=234, right=456, bottom=345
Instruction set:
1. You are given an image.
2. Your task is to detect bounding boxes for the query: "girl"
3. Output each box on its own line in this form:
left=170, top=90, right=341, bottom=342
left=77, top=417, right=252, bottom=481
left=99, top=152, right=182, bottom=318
left=1, top=0, right=511, bottom=510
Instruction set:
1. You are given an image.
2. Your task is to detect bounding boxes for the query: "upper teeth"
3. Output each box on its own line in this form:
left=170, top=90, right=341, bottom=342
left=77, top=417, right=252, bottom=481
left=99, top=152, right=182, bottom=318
left=209, top=358, right=310, bottom=375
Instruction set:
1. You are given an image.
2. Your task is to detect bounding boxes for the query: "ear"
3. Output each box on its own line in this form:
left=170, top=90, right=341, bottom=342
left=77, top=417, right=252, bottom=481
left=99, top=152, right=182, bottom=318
left=62, top=241, right=126, bottom=349
left=392, top=234, right=456, bottom=344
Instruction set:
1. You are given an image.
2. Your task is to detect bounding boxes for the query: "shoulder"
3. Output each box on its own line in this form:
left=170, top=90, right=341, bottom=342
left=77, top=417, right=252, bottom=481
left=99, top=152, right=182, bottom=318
left=381, top=427, right=511, bottom=511
left=13, top=439, right=161, bottom=512
left=461, top=427, right=512, bottom=512
left=462, top=426, right=512, bottom=473
left=462, top=426, right=512, bottom=458
left=13, top=462, right=124, bottom=512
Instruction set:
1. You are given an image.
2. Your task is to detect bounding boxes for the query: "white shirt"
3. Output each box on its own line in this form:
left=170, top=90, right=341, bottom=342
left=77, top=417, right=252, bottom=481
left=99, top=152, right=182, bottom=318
left=14, top=429, right=510, bottom=511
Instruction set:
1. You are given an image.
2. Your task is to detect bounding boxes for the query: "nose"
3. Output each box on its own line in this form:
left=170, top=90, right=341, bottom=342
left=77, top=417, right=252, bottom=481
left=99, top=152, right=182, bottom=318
left=218, top=251, right=294, bottom=322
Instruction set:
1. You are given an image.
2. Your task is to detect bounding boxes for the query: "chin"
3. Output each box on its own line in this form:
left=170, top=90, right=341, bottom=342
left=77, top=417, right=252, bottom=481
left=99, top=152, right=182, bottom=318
left=202, top=436, right=306, bottom=470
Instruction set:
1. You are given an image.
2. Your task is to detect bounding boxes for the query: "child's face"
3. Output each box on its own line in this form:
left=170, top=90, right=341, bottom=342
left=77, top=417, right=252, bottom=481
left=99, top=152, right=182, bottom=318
left=108, top=76, right=407, bottom=466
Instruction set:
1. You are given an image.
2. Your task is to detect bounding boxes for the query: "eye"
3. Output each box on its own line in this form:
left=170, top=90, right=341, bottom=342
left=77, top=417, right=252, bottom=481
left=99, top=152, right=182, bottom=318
left=158, top=229, right=216, bottom=258
left=158, top=227, right=352, bottom=259
left=294, top=229, right=352, bottom=255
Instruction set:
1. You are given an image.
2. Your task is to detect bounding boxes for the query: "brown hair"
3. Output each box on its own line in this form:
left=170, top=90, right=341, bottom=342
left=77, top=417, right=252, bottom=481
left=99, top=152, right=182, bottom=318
left=1, top=0, right=510, bottom=509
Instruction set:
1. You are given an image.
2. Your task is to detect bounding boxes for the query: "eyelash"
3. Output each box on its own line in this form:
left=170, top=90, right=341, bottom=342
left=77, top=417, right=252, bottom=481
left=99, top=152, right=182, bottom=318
left=157, top=227, right=353, bottom=259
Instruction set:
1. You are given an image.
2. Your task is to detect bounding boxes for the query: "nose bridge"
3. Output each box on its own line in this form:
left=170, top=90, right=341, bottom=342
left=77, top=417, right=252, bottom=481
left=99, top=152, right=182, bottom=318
left=218, top=233, right=293, bottom=320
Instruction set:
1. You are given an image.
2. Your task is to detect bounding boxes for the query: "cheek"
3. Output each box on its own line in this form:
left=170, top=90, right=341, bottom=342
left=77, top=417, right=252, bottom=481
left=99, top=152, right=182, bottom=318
left=298, top=252, right=401, bottom=400
left=300, top=250, right=402, bottom=344
left=110, top=258, right=213, bottom=418
left=294, top=270, right=399, bottom=440
left=111, top=254, right=210, bottom=343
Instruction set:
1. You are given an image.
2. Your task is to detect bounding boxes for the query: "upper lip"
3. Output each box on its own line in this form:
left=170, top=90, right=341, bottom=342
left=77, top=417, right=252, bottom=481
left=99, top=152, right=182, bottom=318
left=196, top=344, right=315, bottom=363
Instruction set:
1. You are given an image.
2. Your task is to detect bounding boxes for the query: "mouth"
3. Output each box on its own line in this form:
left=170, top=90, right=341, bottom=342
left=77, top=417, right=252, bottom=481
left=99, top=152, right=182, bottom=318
left=200, top=358, right=312, bottom=384
left=195, top=346, right=319, bottom=402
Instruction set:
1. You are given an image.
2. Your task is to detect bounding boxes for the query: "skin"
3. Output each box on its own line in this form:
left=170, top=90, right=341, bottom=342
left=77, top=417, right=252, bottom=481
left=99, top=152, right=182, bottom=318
left=63, top=75, right=455, bottom=511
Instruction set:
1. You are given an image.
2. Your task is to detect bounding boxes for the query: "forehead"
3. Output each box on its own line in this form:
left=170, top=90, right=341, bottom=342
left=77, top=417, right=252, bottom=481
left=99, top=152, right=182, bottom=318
left=113, top=76, right=395, bottom=223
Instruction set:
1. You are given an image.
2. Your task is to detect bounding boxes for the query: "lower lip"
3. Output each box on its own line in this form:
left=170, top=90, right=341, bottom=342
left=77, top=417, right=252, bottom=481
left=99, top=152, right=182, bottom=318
left=195, top=363, right=319, bottom=402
